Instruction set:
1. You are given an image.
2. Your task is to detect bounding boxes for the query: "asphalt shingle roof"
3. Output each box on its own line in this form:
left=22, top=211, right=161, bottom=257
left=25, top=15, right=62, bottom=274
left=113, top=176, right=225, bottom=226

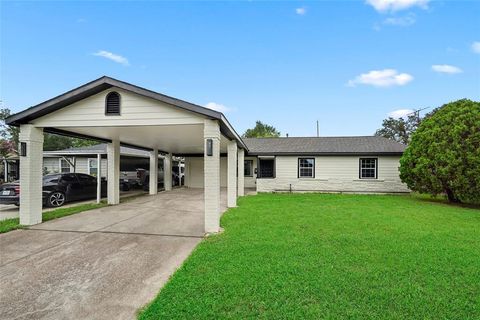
left=243, top=136, right=406, bottom=155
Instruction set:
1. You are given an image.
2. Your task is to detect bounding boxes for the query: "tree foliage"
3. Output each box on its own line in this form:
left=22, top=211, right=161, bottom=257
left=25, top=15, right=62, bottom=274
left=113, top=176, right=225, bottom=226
left=243, top=121, right=281, bottom=138
left=375, top=114, right=420, bottom=145
left=399, top=99, right=480, bottom=204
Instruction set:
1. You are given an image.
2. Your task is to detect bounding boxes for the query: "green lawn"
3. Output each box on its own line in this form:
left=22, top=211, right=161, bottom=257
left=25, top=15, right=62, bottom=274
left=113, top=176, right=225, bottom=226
left=139, top=193, right=480, bottom=319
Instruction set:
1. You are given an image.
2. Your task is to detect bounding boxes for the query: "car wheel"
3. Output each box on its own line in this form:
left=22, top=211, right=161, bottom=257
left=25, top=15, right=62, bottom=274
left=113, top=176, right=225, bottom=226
left=48, top=191, right=66, bottom=207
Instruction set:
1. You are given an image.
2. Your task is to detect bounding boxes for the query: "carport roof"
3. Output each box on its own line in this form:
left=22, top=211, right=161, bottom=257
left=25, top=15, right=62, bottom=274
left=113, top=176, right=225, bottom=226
left=6, top=76, right=247, bottom=150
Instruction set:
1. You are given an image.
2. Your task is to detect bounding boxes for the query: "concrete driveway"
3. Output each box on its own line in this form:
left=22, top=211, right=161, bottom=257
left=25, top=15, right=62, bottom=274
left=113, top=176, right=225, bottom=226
left=0, top=188, right=227, bottom=320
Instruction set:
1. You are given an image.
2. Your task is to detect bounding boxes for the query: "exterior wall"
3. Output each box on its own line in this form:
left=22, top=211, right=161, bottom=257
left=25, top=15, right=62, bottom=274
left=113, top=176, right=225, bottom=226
left=31, top=88, right=205, bottom=128
left=256, top=155, right=409, bottom=193
left=244, top=156, right=257, bottom=189
left=184, top=157, right=227, bottom=188
left=42, top=156, right=108, bottom=177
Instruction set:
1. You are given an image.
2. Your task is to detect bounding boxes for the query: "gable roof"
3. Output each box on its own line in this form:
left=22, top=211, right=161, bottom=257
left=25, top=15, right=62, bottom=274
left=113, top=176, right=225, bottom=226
left=6, top=76, right=247, bottom=150
left=243, top=136, right=406, bottom=155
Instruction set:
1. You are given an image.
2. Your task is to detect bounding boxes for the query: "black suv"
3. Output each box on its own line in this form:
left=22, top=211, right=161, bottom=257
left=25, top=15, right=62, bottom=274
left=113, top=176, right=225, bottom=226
left=0, top=173, right=107, bottom=207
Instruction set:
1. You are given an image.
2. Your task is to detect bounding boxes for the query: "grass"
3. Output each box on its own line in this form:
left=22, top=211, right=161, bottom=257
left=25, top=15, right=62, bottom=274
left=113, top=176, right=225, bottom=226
left=139, top=193, right=480, bottom=319
left=0, top=202, right=108, bottom=234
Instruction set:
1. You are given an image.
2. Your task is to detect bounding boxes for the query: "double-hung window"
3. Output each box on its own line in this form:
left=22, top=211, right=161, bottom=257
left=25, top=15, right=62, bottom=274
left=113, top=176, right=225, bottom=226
left=60, top=159, right=71, bottom=173
left=359, top=158, right=377, bottom=179
left=298, top=158, right=315, bottom=178
left=88, top=158, right=98, bottom=176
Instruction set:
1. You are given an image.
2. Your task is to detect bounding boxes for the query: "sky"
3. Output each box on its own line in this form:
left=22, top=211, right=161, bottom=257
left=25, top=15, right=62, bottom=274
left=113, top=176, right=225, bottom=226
left=1, top=0, right=479, bottom=137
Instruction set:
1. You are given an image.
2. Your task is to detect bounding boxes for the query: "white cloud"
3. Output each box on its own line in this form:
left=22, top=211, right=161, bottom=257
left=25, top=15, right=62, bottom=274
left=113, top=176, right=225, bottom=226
left=348, top=69, right=414, bottom=87
left=383, top=14, right=416, bottom=26
left=205, top=102, right=231, bottom=113
left=93, top=50, right=129, bottom=66
left=472, top=41, right=480, bottom=54
left=431, top=64, right=463, bottom=74
left=295, top=7, right=306, bottom=15
left=366, top=0, right=429, bottom=12
left=388, top=109, right=414, bottom=118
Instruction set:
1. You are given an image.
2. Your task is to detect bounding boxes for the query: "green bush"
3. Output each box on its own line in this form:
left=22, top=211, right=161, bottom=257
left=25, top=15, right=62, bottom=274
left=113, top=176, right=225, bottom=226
left=400, top=99, right=480, bottom=204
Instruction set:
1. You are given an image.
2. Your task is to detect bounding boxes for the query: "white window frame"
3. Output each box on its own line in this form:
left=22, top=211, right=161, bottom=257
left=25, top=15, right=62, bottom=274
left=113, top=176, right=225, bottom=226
left=298, top=158, right=315, bottom=178
left=88, top=158, right=99, bottom=176
left=359, top=158, right=378, bottom=179
left=59, top=158, right=72, bottom=173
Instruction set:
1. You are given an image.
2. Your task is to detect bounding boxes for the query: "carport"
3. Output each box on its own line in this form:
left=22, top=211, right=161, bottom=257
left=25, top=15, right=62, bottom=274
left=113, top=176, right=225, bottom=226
left=6, top=76, right=247, bottom=233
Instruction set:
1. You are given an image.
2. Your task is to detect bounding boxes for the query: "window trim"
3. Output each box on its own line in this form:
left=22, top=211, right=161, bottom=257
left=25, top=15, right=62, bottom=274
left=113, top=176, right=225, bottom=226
left=257, top=157, right=276, bottom=179
left=88, top=158, right=99, bottom=176
left=59, top=158, right=72, bottom=173
left=244, top=159, right=253, bottom=177
left=359, top=158, right=378, bottom=180
left=298, top=157, right=315, bottom=178
left=105, top=91, right=121, bottom=116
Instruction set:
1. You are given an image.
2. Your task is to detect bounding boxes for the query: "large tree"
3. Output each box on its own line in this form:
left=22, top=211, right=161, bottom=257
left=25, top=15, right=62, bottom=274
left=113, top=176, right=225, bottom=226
left=399, top=99, right=480, bottom=204
left=375, top=113, right=421, bottom=145
left=243, top=121, right=281, bottom=138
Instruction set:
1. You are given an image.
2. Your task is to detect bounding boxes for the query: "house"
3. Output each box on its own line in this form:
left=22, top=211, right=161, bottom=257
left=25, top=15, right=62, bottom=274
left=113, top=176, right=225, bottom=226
left=6, top=76, right=409, bottom=232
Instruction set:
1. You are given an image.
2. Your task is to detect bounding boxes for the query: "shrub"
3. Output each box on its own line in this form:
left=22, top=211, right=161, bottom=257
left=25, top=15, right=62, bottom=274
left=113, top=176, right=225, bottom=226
left=399, top=99, right=480, bottom=203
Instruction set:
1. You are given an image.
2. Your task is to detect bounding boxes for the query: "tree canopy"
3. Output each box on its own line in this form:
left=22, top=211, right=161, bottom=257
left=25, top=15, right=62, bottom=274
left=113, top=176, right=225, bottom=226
left=242, top=121, right=281, bottom=138
left=399, top=99, right=480, bottom=204
left=375, top=113, right=420, bottom=145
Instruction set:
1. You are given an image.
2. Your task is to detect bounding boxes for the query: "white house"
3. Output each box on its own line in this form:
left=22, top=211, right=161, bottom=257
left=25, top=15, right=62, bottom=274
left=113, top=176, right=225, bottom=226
left=6, top=76, right=409, bottom=233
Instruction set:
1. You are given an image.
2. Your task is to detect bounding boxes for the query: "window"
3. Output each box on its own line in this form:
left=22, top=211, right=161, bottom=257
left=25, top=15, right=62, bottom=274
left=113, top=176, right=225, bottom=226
left=244, top=160, right=253, bottom=177
left=60, top=159, right=71, bottom=173
left=258, top=158, right=275, bottom=178
left=88, top=158, right=99, bottom=176
left=298, top=158, right=315, bottom=178
left=77, top=174, right=96, bottom=184
left=359, top=158, right=377, bottom=179
left=105, top=92, right=121, bottom=115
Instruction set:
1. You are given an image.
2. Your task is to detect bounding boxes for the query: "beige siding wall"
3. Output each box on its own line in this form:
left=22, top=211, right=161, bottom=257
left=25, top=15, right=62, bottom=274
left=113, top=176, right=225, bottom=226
left=42, top=156, right=107, bottom=177
left=256, top=155, right=409, bottom=193
left=32, top=88, right=205, bottom=128
left=184, top=157, right=227, bottom=188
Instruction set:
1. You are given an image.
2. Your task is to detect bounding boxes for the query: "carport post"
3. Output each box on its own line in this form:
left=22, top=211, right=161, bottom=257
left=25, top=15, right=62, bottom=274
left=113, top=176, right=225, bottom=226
left=238, top=148, right=245, bottom=197
left=107, top=140, right=120, bottom=205
left=164, top=153, right=172, bottom=191
left=204, top=119, right=221, bottom=233
left=96, top=153, right=101, bottom=204
left=19, top=125, right=44, bottom=225
left=149, top=149, right=159, bottom=194
left=227, top=140, right=237, bottom=207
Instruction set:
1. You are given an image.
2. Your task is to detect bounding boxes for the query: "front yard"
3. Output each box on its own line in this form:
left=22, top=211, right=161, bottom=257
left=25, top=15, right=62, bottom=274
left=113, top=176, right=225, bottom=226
left=139, top=193, right=480, bottom=319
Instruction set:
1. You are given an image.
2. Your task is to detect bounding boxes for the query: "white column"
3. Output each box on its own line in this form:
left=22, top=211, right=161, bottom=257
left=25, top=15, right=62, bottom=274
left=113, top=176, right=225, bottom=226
left=227, top=140, right=238, bottom=207
left=149, top=149, right=159, bottom=195
left=238, top=148, right=245, bottom=197
left=19, top=125, right=44, bottom=225
left=204, top=119, right=221, bottom=233
left=107, top=140, right=120, bottom=205
left=96, top=153, right=101, bottom=203
left=164, top=153, right=172, bottom=191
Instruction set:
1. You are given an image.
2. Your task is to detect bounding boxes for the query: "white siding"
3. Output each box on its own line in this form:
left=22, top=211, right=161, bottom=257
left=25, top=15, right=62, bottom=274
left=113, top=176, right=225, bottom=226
left=256, top=155, right=409, bottom=193
left=42, top=156, right=107, bottom=177
left=32, top=88, right=205, bottom=128
left=184, top=157, right=227, bottom=188
left=43, top=158, right=60, bottom=174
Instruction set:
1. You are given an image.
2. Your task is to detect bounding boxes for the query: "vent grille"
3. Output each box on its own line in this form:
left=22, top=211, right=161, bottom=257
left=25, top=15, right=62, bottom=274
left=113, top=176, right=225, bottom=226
left=105, top=92, right=120, bottom=115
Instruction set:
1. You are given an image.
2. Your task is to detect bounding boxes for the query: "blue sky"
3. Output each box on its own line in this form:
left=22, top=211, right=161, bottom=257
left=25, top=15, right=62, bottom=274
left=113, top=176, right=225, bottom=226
left=1, top=0, right=479, bottom=136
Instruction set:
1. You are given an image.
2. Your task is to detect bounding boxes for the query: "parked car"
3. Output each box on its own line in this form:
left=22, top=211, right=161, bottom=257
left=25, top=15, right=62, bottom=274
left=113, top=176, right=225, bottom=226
left=0, top=173, right=107, bottom=208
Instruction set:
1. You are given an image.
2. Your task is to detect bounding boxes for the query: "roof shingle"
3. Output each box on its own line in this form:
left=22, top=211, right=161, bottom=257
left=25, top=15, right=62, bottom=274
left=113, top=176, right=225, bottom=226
left=243, top=136, right=406, bottom=155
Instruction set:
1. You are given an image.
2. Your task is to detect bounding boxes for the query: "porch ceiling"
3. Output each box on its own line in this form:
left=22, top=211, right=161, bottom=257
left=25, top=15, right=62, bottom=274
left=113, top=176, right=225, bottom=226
left=48, top=124, right=230, bottom=154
